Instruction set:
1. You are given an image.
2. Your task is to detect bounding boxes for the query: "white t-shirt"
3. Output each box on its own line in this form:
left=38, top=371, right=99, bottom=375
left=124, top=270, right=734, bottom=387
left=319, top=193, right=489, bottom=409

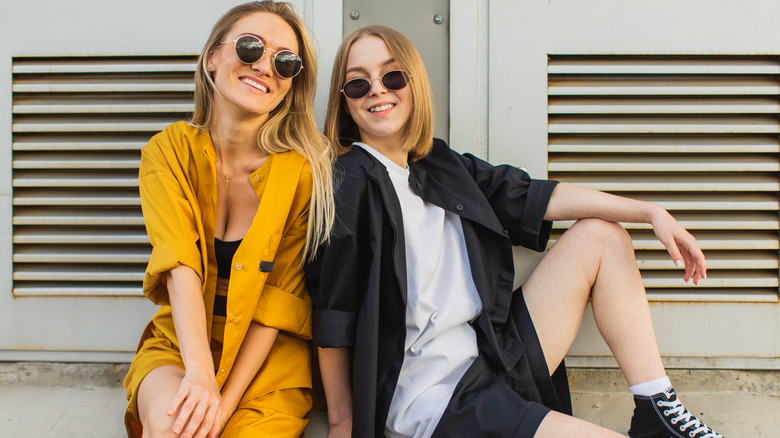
left=354, top=143, right=483, bottom=438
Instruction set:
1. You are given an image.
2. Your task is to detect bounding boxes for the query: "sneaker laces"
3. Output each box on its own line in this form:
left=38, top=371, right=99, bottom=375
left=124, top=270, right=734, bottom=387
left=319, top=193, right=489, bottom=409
left=657, top=391, right=723, bottom=438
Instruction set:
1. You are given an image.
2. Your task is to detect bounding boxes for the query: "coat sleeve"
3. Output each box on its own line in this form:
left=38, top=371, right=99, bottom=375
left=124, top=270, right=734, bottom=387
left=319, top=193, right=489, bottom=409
left=139, top=135, right=203, bottom=306
left=304, top=163, right=368, bottom=348
left=456, top=149, right=559, bottom=251
left=253, top=164, right=313, bottom=338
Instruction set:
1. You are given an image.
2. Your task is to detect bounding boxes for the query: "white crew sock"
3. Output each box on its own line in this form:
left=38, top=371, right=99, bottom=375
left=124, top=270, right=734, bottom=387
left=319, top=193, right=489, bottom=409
left=629, top=376, right=672, bottom=396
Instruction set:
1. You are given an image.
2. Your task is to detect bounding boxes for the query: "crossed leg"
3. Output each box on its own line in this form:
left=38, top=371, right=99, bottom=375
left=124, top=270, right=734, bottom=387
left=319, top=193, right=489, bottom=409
left=522, top=219, right=667, bottom=437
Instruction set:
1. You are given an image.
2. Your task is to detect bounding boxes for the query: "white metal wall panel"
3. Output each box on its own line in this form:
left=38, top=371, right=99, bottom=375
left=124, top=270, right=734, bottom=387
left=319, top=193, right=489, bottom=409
left=490, top=1, right=780, bottom=364
left=11, top=56, right=195, bottom=298
left=547, top=55, right=780, bottom=304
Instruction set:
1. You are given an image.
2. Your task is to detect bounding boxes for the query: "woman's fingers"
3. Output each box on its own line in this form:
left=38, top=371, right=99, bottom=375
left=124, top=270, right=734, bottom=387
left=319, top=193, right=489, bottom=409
left=675, top=233, right=706, bottom=285
left=168, top=381, right=190, bottom=417
left=654, top=211, right=706, bottom=285
left=181, top=390, right=211, bottom=438
left=191, top=402, right=220, bottom=438
left=206, top=407, right=224, bottom=438
left=664, top=240, right=684, bottom=270
left=172, top=393, right=199, bottom=435
left=168, top=373, right=221, bottom=438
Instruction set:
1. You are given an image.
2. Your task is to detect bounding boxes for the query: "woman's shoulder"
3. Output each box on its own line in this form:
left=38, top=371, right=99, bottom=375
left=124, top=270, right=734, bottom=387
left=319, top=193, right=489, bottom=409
left=143, top=121, right=207, bottom=157
left=269, top=150, right=312, bottom=193
left=332, top=147, right=374, bottom=202
left=271, top=148, right=308, bottom=170
left=140, top=122, right=205, bottom=176
left=430, top=137, right=450, bottom=151
left=336, top=145, right=375, bottom=170
left=418, top=137, right=469, bottom=169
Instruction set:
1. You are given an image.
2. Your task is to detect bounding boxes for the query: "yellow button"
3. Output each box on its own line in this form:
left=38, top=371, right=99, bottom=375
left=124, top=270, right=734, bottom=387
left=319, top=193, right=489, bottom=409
left=235, top=263, right=242, bottom=271
left=253, top=174, right=260, bottom=182
left=230, top=315, right=238, bottom=323
left=219, top=369, right=226, bottom=375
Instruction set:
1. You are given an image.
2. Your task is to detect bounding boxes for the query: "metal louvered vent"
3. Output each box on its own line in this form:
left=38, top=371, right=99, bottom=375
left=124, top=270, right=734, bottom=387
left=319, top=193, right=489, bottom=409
left=548, top=55, right=780, bottom=303
left=12, top=56, right=197, bottom=296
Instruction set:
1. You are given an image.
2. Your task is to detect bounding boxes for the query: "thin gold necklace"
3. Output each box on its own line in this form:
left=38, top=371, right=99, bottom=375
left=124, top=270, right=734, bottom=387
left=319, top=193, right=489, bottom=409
left=216, top=152, right=265, bottom=188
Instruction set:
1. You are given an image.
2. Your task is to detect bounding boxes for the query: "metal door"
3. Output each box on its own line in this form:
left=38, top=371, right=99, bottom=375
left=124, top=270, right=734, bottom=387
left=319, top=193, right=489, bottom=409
left=342, top=0, right=450, bottom=141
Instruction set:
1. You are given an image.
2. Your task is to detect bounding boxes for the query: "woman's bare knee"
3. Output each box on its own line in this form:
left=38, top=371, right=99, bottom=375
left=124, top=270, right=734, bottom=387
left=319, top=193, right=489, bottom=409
left=528, top=218, right=631, bottom=293
left=141, top=410, right=177, bottom=438
left=566, top=218, right=632, bottom=252
left=138, top=366, right=185, bottom=438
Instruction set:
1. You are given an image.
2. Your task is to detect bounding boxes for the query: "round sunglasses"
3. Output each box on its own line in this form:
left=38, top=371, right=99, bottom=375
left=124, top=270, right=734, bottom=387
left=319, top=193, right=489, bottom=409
left=218, top=34, right=303, bottom=79
left=341, top=70, right=410, bottom=99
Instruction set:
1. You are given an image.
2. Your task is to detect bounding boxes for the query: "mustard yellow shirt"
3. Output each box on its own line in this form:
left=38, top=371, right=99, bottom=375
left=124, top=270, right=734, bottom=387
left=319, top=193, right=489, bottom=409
left=129, top=121, right=312, bottom=394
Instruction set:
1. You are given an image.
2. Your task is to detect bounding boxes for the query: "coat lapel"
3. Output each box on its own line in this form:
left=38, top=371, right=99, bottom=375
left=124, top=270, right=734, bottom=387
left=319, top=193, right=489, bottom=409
left=363, top=153, right=409, bottom=306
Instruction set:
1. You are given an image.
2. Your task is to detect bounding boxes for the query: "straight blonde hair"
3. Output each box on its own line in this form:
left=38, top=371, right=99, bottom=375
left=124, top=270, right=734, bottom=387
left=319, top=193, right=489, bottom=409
left=192, top=1, right=334, bottom=259
left=324, top=25, right=434, bottom=161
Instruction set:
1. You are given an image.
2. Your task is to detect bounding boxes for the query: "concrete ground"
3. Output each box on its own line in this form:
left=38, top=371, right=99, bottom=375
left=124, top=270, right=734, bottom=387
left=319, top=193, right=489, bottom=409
left=1, top=363, right=778, bottom=437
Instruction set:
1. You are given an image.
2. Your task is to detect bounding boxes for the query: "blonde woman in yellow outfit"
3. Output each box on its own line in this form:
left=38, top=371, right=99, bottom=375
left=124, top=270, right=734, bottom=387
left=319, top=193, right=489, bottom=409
left=123, top=2, right=334, bottom=438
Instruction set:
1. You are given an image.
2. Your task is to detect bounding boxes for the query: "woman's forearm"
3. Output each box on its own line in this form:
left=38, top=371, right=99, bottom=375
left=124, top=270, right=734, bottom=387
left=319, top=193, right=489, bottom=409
left=219, top=321, right=279, bottom=413
left=544, top=183, right=664, bottom=224
left=166, top=264, right=215, bottom=375
left=318, top=347, right=353, bottom=429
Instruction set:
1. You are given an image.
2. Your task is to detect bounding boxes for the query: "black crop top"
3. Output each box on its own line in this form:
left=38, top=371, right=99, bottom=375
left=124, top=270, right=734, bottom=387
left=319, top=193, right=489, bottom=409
left=215, top=237, right=242, bottom=279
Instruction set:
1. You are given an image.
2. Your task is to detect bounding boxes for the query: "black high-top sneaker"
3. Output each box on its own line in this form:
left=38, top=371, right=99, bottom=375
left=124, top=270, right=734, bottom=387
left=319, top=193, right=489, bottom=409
left=627, top=388, right=724, bottom=438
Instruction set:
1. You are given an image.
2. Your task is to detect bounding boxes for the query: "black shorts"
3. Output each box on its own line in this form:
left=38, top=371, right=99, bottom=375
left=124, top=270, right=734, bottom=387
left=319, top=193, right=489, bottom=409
left=431, top=289, right=569, bottom=438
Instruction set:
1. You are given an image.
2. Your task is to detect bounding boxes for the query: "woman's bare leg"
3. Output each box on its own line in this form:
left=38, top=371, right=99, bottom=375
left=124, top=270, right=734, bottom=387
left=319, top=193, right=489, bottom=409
left=522, top=218, right=665, bottom=387
left=535, top=411, right=626, bottom=437
left=137, top=365, right=186, bottom=438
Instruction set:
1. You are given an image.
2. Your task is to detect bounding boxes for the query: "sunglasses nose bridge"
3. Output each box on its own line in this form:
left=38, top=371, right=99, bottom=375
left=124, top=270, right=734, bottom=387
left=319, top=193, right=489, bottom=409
left=367, top=76, right=389, bottom=95
left=248, top=48, right=275, bottom=74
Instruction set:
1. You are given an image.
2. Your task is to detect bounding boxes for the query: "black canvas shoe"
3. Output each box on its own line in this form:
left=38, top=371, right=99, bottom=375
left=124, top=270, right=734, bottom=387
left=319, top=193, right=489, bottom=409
left=627, top=388, right=724, bottom=438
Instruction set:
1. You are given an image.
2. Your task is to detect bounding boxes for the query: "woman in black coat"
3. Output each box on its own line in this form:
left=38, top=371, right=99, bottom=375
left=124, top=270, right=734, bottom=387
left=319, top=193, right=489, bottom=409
left=305, top=24, right=724, bottom=438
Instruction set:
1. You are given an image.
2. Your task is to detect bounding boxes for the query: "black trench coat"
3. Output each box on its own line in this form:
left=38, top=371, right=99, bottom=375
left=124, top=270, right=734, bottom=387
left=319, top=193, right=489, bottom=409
left=305, top=139, right=572, bottom=437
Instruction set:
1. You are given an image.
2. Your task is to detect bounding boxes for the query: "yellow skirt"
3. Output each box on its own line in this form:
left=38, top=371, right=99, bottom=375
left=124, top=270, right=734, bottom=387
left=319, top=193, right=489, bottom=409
left=123, top=288, right=312, bottom=437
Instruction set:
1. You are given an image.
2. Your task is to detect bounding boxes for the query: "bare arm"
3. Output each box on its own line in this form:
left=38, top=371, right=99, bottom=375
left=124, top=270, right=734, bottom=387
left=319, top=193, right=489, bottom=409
left=318, top=347, right=353, bottom=438
left=213, top=322, right=279, bottom=435
left=545, top=183, right=659, bottom=223
left=544, top=184, right=706, bottom=284
left=165, top=264, right=222, bottom=438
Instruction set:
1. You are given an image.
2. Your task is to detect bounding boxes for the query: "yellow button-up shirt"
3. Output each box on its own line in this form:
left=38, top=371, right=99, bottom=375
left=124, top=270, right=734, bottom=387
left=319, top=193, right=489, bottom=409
left=126, top=121, right=312, bottom=403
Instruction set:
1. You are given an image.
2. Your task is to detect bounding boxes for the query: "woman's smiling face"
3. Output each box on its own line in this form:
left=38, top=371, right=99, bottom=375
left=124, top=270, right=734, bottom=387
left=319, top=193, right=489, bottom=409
left=343, top=35, right=412, bottom=152
left=208, top=12, right=298, bottom=121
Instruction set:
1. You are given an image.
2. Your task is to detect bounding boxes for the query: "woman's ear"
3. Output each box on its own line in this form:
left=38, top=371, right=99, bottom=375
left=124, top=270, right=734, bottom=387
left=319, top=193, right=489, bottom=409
left=207, top=49, right=217, bottom=72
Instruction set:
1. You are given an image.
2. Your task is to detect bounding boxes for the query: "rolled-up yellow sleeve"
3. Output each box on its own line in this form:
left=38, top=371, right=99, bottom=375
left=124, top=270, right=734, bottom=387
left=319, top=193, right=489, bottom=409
left=139, top=137, right=203, bottom=305
left=253, top=285, right=312, bottom=338
left=144, top=240, right=203, bottom=305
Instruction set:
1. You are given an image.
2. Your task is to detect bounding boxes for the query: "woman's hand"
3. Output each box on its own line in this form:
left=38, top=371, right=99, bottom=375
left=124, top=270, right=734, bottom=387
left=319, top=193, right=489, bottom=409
left=206, top=407, right=231, bottom=438
left=168, top=368, right=222, bottom=438
left=649, top=205, right=706, bottom=285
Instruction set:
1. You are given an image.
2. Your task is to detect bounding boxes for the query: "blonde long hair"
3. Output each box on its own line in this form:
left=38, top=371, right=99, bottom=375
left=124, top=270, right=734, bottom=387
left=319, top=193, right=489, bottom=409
left=192, top=1, right=334, bottom=259
left=324, top=25, right=434, bottom=161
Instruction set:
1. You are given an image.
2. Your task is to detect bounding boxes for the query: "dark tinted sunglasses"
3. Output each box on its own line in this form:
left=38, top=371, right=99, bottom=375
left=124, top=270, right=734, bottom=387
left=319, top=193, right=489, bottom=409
left=341, top=70, right=410, bottom=99
left=218, top=34, right=303, bottom=79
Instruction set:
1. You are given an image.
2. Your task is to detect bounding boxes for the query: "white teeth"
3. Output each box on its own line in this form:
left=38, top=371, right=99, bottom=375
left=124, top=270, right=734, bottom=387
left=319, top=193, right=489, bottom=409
left=369, top=103, right=394, bottom=112
left=240, top=77, right=268, bottom=93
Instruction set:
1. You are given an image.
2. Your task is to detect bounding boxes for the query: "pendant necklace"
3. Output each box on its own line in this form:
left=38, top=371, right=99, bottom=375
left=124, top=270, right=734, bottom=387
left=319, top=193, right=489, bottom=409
left=216, top=151, right=265, bottom=188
